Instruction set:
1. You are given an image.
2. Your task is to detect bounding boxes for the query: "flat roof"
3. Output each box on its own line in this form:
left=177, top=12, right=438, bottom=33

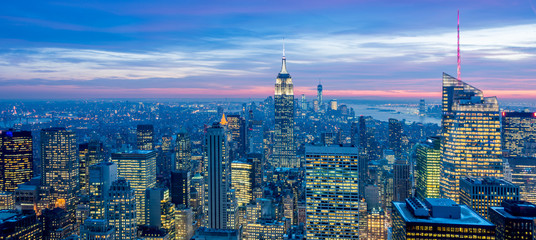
left=393, top=202, right=493, bottom=227
left=489, top=207, right=536, bottom=220
left=305, top=145, right=359, bottom=155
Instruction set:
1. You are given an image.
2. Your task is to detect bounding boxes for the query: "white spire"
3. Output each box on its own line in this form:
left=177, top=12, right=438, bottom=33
left=280, top=39, right=288, bottom=74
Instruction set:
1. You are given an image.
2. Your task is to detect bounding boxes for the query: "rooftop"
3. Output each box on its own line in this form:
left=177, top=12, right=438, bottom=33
left=394, top=200, right=493, bottom=226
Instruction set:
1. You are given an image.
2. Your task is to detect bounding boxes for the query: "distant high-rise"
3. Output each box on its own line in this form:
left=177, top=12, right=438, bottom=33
left=111, top=150, right=156, bottom=225
left=305, top=145, right=360, bottom=239
left=41, top=127, right=79, bottom=211
left=0, top=130, right=33, bottom=192
left=507, top=156, right=536, bottom=204
left=136, top=124, right=154, bottom=150
left=88, top=161, right=117, bottom=220
left=419, top=99, right=426, bottom=116
left=79, top=141, right=104, bottom=194
left=247, top=120, right=263, bottom=155
left=502, top=111, right=536, bottom=157
left=247, top=153, right=263, bottom=188
left=300, top=94, right=307, bottom=110
left=40, top=207, right=74, bottom=240
left=393, top=160, right=411, bottom=202
left=415, top=137, right=441, bottom=199
left=231, top=160, right=253, bottom=206
left=107, top=178, right=137, bottom=240
left=459, top=176, right=519, bottom=219
left=204, top=122, right=236, bottom=229
left=227, top=114, right=247, bottom=158
left=273, top=51, right=296, bottom=168
left=175, top=131, right=192, bottom=171
left=388, top=118, right=403, bottom=160
left=79, top=218, right=115, bottom=240
left=489, top=200, right=536, bottom=240
left=170, top=170, right=190, bottom=207
left=440, top=73, right=502, bottom=202
left=0, top=209, right=41, bottom=239
left=317, top=81, right=323, bottom=106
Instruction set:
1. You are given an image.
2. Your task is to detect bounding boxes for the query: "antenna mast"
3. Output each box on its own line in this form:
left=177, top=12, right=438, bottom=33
left=457, top=10, right=461, bottom=81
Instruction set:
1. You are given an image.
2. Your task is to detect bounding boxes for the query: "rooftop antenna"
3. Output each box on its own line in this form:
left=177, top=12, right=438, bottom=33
left=283, top=38, right=286, bottom=58
left=457, top=10, right=461, bottom=82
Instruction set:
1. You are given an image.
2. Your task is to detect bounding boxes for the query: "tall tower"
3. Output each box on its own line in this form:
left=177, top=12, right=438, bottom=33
left=107, top=178, right=137, bottom=240
left=111, top=150, right=157, bottom=225
left=88, top=161, right=117, bottom=220
left=0, top=130, right=33, bottom=192
left=41, top=127, right=79, bottom=211
left=388, top=118, right=403, bottom=160
left=204, top=122, right=236, bottom=229
left=317, top=81, right=323, bottom=106
left=273, top=49, right=296, bottom=168
left=305, top=145, right=360, bottom=239
left=136, top=124, right=154, bottom=150
left=175, top=131, right=192, bottom=171
left=440, top=73, right=502, bottom=202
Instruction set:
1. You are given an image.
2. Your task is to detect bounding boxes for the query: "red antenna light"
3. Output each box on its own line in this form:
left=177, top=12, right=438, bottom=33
left=457, top=10, right=461, bottom=82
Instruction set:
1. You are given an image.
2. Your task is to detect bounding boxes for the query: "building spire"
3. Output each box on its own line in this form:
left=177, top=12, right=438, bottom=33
left=457, top=10, right=461, bottom=82
left=280, top=39, right=288, bottom=74
left=219, top=113, right=228, bottom=125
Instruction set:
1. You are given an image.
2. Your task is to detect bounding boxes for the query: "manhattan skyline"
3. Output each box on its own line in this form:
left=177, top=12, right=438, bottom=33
left=1, top=0, right=536, bottom=99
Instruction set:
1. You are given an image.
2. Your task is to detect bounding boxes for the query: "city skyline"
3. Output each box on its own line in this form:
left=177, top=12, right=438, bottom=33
left=1, top=1, right=536, bottom=99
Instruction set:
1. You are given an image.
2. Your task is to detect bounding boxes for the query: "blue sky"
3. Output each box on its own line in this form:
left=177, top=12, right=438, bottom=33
left=1, top=0, right=536, bottom=99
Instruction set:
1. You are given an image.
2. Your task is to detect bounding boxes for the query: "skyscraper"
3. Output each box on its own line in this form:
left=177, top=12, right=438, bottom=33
left=170, top=170, right=190, bottom=207
left=41, top=127, right=79, bottom=211
left=393, top=160, right=411, bottom=202
left=0, top=130, right=33, bottom=192
left=227, top=114, right=247, bottom=158
left=440, top=73, right=502, bottom=202
left=204, top=122, right=236, bottom=229
left=273, top=51, right=296, bottom=168
left=317, top=81, right=323, bottom=106
left=137, top=124, right=154, bottom=150
left=111, top=150, right=157, bottom=225
left=415, top=137, right=441, bottom=199
left=459, top=176, right=519, bottom=219
left=305, top=145, right=360, bottom=239
left=175, top=131, right=192, bottom=171
left=107, top=178, right=137, bottom=240
left=79, top=141, right=104, bottom=194
left=231, top=159, right=253, bottom=206
left=502, top=111, right=536, bottom=157
left=489, top=200, right=536, bottom=240
left=88, top=161, right=117, bottom=220
left=388, top=118, right=403, bottom=160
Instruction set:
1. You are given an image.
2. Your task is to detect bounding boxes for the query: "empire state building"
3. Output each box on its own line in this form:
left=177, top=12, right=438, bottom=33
left=273, top=51, right=297, bottom=168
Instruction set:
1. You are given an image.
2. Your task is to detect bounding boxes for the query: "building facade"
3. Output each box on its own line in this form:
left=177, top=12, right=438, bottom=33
left=459, top=176, right=519, bottom=219
left=392, top=198, right=495, bottom=240
left=0, top=130, right=33, bottom=192
left=440, top=73, right=503, bottom=202
left=111, top=150, right=157, bottom=225
left=273, top=52, right=296, bottom=168
left=305, top=145, right=360, bottom=239
left=489, top=200, right=536, bottom=240
left=107, top=178, right=137, bottom=240
left=204, top=122, right=236, bottom=229
left=502, top=111, right=536, bottom=157
left=137, top=124, right=154, bottom=150
left=415, top=137, right=441, bottom=199
left=41, top=127, right=79, bottom=211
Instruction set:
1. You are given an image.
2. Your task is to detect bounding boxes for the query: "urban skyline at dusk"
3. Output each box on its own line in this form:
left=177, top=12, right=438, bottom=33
left=1, top=0, right=536, bottom=99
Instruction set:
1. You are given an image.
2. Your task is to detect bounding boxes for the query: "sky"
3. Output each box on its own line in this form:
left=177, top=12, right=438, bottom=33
left=1, top=0, right=536, bottom=99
